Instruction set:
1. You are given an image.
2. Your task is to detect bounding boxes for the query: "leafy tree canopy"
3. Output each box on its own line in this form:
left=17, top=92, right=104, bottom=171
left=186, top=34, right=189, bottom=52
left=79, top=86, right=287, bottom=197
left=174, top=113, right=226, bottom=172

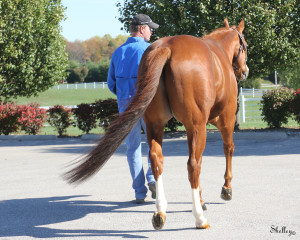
left=280, top=64, right=300, bottom=89
left=0, top=0, right=68, bottom=100
left=65, top=34, right=128, bottom=83
left=66, top=34, right=129, bottom=64
left=117, top=0, right=299, bottom=79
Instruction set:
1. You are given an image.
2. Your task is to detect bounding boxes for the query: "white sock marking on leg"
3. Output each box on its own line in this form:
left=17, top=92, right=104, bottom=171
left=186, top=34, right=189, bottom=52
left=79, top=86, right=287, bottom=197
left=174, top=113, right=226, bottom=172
left=192, top=187, right=207, bottom=228
left=156, top=175, right=167, bottom=213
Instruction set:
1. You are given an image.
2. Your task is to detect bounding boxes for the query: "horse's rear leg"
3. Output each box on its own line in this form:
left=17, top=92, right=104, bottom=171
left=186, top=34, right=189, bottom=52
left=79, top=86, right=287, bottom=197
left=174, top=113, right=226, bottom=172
left=146, top=123, right=167, bottom=230
left=186, top=124, right=210, bottom=229
left=143, top=78, right=172, bottom=230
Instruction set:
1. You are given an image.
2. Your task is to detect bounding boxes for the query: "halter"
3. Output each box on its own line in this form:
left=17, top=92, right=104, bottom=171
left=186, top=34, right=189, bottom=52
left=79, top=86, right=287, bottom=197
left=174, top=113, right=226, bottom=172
left=232, top=28, right=248, bottom=71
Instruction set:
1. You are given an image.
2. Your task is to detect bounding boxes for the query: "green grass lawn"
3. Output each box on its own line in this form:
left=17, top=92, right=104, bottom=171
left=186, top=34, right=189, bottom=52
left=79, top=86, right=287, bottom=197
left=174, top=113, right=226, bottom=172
left=37, top=126, right=105, bottom=136
left=14, top=88, right=116, bottom=106
left=239, top=97, right=298, bottom=129
left=239, top=118, right=298, bottom=129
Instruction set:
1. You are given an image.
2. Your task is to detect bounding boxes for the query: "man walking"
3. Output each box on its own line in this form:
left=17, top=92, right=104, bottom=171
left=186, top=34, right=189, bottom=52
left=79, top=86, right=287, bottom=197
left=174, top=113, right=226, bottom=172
left=107, top=14, right=159, bottom=203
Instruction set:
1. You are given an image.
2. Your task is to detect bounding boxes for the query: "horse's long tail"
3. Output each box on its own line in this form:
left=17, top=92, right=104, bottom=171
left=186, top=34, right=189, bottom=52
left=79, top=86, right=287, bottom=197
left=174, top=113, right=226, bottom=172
left=64, top=46, right=171, bottom=184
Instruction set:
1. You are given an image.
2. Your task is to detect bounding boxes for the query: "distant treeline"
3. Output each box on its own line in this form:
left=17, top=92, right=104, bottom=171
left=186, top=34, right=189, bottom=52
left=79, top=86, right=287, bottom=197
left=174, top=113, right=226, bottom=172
left=65, top=34, right=129, bottom=83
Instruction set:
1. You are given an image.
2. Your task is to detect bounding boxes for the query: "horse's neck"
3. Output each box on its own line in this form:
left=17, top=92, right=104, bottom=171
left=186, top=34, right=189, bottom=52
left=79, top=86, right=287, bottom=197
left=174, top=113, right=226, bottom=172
left=204, top=32, right=236, bottom=64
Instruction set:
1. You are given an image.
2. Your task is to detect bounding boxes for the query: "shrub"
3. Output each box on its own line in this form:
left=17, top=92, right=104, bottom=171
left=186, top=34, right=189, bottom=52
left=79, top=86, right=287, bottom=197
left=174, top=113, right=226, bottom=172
left=84, top=58, right=110, bottom=82
left=239, top=77, right=261, bottom=89
left=18, top=103, right=47, bottom=135
left=73, top=103, right=97, bottom=134
left=260, top=87, right=294, bottom=128
left=291, top=88, right=300, bottom=125
left=93, top=98, right=118, bottom=130
left=0, top=102, right=21, bottom=135
left=165, top=117, right=183, bottom=132
left=47, top=105, right=73, bottom=136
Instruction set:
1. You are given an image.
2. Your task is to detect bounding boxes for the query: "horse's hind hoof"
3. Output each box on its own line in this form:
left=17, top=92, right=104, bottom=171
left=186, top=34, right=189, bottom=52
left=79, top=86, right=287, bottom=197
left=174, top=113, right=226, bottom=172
left=202, top=203, right=207, bottom=211
left=221, top=186, right=232, bottom=201
left=152, top=212, right=166, bottom=230
left=196, top=222, right=210, bottom=229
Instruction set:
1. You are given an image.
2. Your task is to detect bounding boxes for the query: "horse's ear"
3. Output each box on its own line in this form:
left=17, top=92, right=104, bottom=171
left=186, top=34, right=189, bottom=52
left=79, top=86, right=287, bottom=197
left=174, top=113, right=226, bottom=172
left=223, top=18, right=230, bottom=29
left=237, top=19, right=245, bottom=32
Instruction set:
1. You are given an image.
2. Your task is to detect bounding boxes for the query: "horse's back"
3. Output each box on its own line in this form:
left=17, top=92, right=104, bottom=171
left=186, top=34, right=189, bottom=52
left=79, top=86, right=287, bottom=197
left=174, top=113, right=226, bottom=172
left=151, top=35, right=212, bottom=67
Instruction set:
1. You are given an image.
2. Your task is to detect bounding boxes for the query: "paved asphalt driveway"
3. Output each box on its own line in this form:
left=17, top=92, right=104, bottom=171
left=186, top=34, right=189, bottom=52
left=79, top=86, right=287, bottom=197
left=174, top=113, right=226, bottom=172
left=0, top=133, right=299, bottom=239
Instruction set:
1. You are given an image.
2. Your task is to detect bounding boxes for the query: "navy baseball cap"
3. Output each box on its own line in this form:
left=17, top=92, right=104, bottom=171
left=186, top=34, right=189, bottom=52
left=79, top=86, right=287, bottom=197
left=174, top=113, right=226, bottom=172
left=131, top=14, right=159, bottom=29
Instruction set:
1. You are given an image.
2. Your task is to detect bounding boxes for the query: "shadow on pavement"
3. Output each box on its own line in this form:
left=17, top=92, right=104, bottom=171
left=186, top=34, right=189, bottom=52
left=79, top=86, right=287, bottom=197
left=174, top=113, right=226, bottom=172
left=0, top=195, right=220, bottom=238
left=0, top=195, right=147, bottom=238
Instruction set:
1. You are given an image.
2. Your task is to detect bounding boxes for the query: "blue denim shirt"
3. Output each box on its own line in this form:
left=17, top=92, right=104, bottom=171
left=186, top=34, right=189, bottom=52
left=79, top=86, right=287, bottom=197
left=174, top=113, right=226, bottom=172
left=107, top=37, right=150, bottom=112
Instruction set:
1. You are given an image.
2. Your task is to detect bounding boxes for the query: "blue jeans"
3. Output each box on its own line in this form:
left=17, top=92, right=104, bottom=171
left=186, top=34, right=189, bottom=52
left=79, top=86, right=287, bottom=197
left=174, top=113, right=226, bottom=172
left=125, top=117, right=155, bottom=199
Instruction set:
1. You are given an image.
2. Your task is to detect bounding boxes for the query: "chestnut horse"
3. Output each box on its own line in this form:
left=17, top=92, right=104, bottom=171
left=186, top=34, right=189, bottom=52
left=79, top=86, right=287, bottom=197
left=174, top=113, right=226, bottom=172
left=65, top=18, right=249, bottom=230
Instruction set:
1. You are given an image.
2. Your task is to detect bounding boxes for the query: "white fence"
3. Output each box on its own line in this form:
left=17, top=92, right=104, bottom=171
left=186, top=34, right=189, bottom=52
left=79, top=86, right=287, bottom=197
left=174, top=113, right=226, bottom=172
left=240, top=87, right=264, bottom=97
left=239, top=87, right=268, bottom=123
left=240, top=96, right=262, bottom=123
left=52, top=82, right=108, bottom=90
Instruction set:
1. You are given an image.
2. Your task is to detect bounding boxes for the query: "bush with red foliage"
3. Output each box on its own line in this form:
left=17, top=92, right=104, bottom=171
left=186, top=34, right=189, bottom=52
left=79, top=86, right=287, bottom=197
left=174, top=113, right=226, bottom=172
left=18, top=103, right=47, bottom=135
left=0, top=102, right=21, bottom=135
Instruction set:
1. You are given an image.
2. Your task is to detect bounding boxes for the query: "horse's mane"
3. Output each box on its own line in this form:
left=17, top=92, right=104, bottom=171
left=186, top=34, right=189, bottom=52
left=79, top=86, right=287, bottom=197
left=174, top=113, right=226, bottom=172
left=202, top=25, right=236, bottom=40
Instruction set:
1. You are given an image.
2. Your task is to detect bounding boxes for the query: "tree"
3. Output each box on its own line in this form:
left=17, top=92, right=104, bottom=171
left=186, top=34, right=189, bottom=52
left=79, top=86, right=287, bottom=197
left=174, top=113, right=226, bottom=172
left=279, top=65, right=300, bottom=89
left=73, top=66, right=88, bottom=83
left=117, top=0, right=299, bottom=79
left=66, top=40, right=86, bottom=63
left=67, top=66, right=88, bottom=83
left=65, top=35, right=129, bottom=68
left=83, top=37, right=102, bottom=63
left=84, top=58, right=110, bottom=83
left=0, top=0, right=68, bottom=100
left=99, top=34, right=120, bottom=58
left=65, top=35, right=129, bottom=83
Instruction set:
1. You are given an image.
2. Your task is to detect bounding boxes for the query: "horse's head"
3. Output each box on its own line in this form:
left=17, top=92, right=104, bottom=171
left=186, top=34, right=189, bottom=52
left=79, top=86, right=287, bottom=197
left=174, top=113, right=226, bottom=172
left=224, top=19, right=249, bottom=82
